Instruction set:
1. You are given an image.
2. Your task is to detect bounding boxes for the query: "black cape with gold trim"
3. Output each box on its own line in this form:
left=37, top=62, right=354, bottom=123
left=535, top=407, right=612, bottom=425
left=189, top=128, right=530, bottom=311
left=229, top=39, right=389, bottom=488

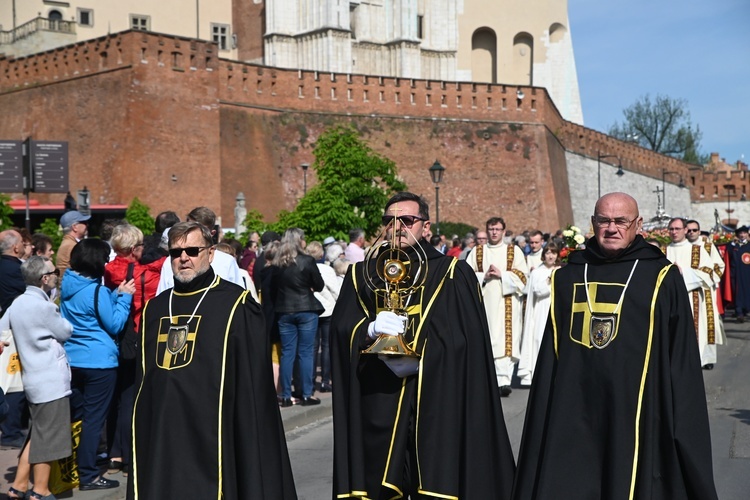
left=128, top=268, right=297, bottom=499
left=331, top=242, right=515, bottom=499
left=512, top=236, right=718, bottom=500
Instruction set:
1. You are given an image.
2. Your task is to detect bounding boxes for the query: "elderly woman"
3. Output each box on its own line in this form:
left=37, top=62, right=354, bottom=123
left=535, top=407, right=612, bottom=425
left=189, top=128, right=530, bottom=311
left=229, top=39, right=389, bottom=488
left=61, top=239, right=135, bottom=491
left=103, top=223, right=165, bottom=477
left=274, top=228, right=324, bottom=407
left=0, top=257, right=72, bottom=500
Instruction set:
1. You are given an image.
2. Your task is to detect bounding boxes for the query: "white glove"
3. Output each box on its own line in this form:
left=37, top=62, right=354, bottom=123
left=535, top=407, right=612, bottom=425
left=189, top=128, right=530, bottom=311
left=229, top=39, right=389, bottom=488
left=367, top=311, right=406, bottom=339
left=379, top=355, right=420, bottom=377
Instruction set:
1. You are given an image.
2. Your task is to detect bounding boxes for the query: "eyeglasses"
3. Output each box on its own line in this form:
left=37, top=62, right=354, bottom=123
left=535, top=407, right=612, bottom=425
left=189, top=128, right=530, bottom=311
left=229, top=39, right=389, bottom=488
left=381, top=214, right=426, bottom=228
left=43, top=269, right=60, bottom=277
left=592, top=216, right=638, bottom=229
left=667, top=227, right=685, bottom=232
left=686, top=229, right=700, bottom=234
left=168, top=246, right=211, bottom=259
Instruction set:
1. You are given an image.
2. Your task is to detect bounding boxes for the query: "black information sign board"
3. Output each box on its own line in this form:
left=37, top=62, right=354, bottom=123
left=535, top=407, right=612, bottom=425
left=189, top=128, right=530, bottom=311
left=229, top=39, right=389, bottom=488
left=31, top=141, right=68, bottom=193
left=0, top=141, right=24, bottom=193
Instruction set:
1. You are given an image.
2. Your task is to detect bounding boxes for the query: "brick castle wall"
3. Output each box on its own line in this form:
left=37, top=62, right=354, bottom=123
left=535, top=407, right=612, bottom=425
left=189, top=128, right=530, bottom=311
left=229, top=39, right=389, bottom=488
left=0, top=30, right=700, bottom=232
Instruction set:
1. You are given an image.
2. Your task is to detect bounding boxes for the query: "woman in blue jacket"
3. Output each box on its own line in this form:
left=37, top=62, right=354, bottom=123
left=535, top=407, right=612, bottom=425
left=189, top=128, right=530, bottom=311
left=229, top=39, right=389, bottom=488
left=60, top=239, right=134, bottom=491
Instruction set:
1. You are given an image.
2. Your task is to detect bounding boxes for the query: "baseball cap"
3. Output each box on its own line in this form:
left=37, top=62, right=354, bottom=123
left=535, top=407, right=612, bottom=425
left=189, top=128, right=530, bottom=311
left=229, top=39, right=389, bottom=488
left=60, top=210, right=91, bottom=229
left=323, top=236, right=336, bottom=247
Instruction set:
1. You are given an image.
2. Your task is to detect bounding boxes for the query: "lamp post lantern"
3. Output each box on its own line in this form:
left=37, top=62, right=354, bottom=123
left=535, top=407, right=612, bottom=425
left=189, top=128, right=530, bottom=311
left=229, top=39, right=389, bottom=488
left=597, top=151, right=621, bottom=199
left=301, top=163, right=309, bottom=195
left=661, top=168, right=685, bottom=212
left=428, top=160, right=445, bottom=235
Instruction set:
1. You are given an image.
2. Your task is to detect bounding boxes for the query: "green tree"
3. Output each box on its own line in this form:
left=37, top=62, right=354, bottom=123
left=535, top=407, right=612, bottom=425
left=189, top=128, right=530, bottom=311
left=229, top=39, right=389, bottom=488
left=0, top=194, right=14, bottom=231
left=239, top=209, right=269, bottom=245
left=125, top=197, right=155, bottom=235
left=609, top=94, right=705, bottom=164
left=272, top=126, right=407, bottom=241
left=37, top=217, right=63, bottom=252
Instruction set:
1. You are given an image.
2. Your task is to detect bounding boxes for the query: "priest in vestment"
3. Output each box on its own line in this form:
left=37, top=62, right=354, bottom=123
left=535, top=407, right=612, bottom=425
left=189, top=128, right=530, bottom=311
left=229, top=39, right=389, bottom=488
left=465, top=217, right=529, bottom=393
left=666, top=218, right=724, bottom=368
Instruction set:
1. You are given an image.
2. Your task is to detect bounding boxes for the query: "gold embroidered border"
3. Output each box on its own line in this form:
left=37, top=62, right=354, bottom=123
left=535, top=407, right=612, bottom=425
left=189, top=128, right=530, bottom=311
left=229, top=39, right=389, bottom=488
left=476, top=244, right=484, bottom=272
left=629, top=265, right=671, bottom=499
left=705, top=290, right=716, bottom=344
left=714, top=264, right=724, bottom=279
left=692, top=290, right=700, bottom=342
left=690, top=245, right=700, bottom=270
left=504, top=295, right=513, bottom=357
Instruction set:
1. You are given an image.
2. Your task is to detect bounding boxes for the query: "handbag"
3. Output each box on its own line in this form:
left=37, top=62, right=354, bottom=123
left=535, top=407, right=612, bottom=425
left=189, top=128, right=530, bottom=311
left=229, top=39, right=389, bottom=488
left=0, top=329, right=23, bottom=394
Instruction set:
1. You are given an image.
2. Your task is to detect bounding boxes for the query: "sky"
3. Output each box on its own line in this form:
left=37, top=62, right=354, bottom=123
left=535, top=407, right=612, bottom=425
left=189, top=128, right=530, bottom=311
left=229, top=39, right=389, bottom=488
left=568, top=0, right=749, bottom=165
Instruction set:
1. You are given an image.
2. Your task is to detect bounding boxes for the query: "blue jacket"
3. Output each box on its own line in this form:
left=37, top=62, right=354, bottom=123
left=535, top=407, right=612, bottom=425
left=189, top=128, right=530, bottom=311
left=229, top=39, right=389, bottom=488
left=60, top=269, right=133, bottom=369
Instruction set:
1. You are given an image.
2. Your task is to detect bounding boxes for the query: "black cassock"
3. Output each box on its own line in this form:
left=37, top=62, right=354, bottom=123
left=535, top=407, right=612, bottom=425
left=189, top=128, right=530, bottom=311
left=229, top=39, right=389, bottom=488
left=128, top=269, right=296, bottom=500
left=512, top=236, right=718, bottom=500
left=331, top=242, right=515, bottom=500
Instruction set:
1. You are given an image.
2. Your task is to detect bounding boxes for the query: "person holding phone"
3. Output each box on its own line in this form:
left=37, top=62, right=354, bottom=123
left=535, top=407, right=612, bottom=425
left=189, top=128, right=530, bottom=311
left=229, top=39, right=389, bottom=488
left=61, top=239, right=135, bottom=491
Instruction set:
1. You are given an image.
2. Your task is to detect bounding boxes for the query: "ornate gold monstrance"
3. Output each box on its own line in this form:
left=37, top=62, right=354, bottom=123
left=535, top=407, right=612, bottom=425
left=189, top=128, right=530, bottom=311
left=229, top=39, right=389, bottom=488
left=361, top=212, right=428, bottom=358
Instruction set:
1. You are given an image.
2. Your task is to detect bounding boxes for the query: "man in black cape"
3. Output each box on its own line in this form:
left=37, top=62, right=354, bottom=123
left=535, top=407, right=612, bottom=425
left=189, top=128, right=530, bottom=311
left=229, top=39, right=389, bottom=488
left=729, top=225, right=750, bottom=322
left=512, top=193, right=717, bottom=500
left=331, top=192, right=515, bottom=499
left=128, top=221, right=296, bottom=499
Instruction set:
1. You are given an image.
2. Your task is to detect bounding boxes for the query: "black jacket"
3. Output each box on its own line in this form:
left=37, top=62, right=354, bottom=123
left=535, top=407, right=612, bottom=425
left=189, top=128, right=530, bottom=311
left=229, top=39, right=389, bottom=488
left=274, top=254, right=324, bottom=314
left=0, top=255, right=24, bottom=317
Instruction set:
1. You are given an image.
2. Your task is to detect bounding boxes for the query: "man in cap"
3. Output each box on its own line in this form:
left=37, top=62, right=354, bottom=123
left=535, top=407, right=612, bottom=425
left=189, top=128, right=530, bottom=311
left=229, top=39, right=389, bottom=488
left=56, top=210, right=91, bottom=277
left=322, top=236, right=336, bottom=249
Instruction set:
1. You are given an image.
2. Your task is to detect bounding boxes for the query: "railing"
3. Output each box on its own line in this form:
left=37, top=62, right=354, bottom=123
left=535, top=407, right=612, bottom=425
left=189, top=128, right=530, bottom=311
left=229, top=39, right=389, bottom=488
left=0, top=17, right=76, bottom=45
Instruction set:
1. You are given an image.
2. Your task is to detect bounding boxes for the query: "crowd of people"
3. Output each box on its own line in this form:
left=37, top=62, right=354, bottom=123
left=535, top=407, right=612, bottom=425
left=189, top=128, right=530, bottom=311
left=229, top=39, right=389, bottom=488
left=0, top=189, right=734, bottom=498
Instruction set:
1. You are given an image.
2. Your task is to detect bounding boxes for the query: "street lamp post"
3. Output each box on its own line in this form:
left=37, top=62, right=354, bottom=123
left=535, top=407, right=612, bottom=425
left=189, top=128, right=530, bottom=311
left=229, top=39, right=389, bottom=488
left=661, top=168, right=685, bottom=212
left=428, top=160, right=445, bottom=235
left=301, top=163, right=309, bottom=195
left=724, top=184, right=735, bottom=224
left=597, top=151, right=622, bottom=199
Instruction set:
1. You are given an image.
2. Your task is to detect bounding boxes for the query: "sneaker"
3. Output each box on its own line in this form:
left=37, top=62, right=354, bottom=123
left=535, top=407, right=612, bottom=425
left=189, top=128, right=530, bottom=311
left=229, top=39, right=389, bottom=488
left=79, top=477, right=119, bottom=491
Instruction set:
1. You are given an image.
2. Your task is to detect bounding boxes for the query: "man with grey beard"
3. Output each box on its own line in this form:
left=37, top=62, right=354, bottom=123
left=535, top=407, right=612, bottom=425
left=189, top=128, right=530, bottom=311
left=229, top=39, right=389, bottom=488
left=129, top=221, right=296, bottom=499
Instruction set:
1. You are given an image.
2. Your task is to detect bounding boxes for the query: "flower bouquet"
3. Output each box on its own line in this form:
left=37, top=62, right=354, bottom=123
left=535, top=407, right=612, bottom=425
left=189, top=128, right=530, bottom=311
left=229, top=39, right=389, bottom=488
left=559, top=225, right=585, bottom=262
left=712, top=232, right=734, bottom=246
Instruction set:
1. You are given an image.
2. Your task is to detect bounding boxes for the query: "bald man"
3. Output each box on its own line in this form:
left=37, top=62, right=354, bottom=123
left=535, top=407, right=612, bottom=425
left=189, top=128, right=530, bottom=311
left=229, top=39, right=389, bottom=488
left=512, top=193, right=718, bottom=500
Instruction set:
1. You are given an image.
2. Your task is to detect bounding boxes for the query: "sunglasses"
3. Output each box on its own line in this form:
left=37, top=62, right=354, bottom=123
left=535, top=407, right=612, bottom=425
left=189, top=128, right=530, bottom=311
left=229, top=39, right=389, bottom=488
left=686, top=229, right=700, bottom=233
left=381, top=214, right=426, bottom=228
left=43, top=269, right=60, bottom=277
left=168, top=246, right=211, bottom=259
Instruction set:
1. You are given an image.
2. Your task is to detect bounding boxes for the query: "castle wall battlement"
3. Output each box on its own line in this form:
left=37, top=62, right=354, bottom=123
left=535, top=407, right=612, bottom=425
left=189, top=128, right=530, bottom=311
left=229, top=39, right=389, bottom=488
left=0, top=30, right=697, bottom=195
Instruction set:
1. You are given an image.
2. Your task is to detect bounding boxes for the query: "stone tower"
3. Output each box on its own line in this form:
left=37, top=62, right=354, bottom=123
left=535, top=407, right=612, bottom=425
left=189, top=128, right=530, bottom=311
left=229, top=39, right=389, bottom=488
left=251, top=0, right=582, bottom=123
left=457, top=0, right=583, bottom=124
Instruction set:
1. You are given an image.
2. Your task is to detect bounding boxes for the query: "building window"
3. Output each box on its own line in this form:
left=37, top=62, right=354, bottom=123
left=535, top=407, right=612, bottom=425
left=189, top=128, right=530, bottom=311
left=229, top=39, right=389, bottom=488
left=417, top=15, right=424, bottom=39
left=48, top=10, right=63, bottom=21
left=211, top=23, right=230, bottom=51
left=130, top=15, right=150, bottom=31
left=77, top=8, right=93, bottom=27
